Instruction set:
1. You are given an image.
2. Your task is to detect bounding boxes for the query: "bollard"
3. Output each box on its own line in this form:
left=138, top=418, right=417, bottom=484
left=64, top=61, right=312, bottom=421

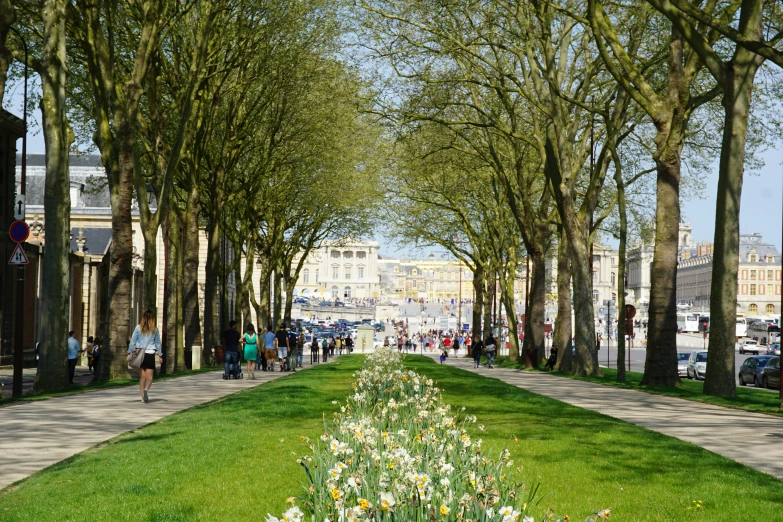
left=191, top=345, right=201, bottom=370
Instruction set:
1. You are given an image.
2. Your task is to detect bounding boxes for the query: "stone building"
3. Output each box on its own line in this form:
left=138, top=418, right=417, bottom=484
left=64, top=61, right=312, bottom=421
left=676, top=232, right=782, bottom=315
left=289, top=239, right=381, bottom=300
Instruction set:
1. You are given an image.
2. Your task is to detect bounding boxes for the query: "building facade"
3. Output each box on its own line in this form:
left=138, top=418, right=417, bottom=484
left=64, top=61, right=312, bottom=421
left=676, top=232, right=782, bottom=315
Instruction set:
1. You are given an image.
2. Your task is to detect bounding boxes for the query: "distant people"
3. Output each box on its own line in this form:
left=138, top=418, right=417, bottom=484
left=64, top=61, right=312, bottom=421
left=546, top=342, right=558, bottom=371
left=242, top=324, right=259, bottom=380
left=223, top=320, right=241, bottom=379
left=84, top=336, right=95, bottom=373
left=440, top=349, right=448, bottom=364
left=127, top=310, right=163, bottom=403
left=263, top=326, right=277, bottom=372
left=472, top=338, right=484, bottom=368
left=484, top=333, right=497, bottom=369
left=287, top=327, right=298, bottom=372
left=345, top=335, right=353, bottom=354
left=296, top=331, right=305, bottom=368
left=322, top=336, right=330, bottom=362
left=67, top=331, right=80, bottom=384
left=90, top=337, right=102, bottom=371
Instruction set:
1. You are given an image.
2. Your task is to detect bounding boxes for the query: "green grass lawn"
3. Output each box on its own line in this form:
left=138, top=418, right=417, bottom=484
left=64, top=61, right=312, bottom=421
left=1, top=355, right=781, bottom=522
left=490, top=355, right=783, bottom=417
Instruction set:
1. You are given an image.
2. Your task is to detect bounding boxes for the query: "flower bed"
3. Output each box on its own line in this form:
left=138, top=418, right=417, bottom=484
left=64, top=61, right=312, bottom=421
left=268, top=347, right=603, bottom=522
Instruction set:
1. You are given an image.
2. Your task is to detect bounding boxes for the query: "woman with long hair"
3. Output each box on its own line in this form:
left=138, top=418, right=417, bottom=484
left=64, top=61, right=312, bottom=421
left=242, top=324, right=258, bottom=380
left=127, top=310, right=163, bottom=403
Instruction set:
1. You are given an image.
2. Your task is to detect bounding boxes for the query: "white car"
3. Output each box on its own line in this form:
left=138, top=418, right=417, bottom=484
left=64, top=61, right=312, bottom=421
left=373, top=337, right=384, bottom=349
left=687, top=351, right=708, bottom=380
left=739, top=339, right=759, bottom=355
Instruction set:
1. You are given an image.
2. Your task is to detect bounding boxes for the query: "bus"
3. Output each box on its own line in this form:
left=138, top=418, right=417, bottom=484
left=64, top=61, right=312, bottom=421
left=736, top=315, right=748, bottom=338
left=677, top=312, right=700, bottom=333
left=748, top=321, right=781, bottom=346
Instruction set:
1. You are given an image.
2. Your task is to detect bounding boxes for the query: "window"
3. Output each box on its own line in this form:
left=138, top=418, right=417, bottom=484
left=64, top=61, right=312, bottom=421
left=760, top=270, right=766, bottom=281
left=358, top=267, right=364, bottom=279
left=345, top=267, right=352, bottom=280
left=767, top=255, right=775, bottom=263
left=766, top=304, right=775, bottom=314
left=344, top=251, right=353, bottom=259
left=750, top=254, right=757, bottom=262
left=611, top=272, right=616, bottom=285
left=315, top=269, right=319, bottom=282
left=344, top=286, right=352, bottom=299
left=331, top=251, right=340, bottom=259
left=741, top=270, right=748, bottom=280
left=750, top=270, right=756, bottom=280
left=394, top=266, right=399, bottom=273
left=357, top=251, right=366, bottom=260
left=592, top=290, right=599, bottom=302
left=412, top=269, right=418, bottom=275
left=412, top=280, right=417, bottom=288
left=749, top=303, right=758, bottom=313
left=332, top=266, right=339, bottom=279
left=760, top=284, right=765, bottom=295
left=592, top=271, right=598, bottom=284
left=331, top=286, right=339, bottom=298
left=303, top=269, right=309, bottom=283
left=750, top=284, right=756, bottom=295
left=768, top=284, right=774, bottom=296
left=741, top=284, right=748, bottom=295
left=767, top=270, right=774, bottom=280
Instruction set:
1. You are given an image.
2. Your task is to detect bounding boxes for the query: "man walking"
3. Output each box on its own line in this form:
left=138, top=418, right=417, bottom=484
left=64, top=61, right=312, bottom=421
left=263, top=326, right=277, bottom=372
left=287, top=327, right=298, bottom=372
left=67, top=331, right=80, bottom=384
left=275, top=324, right=290, bottom=372
left=223, top=320, right=241, bottom=379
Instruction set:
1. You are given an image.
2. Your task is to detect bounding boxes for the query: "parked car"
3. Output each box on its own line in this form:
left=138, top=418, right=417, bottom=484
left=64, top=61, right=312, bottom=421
left=677, top=352, right=690, bottom=377
left=760, top=356, right=781, bottom=390
left=767, top=343, right=781, bottom=356
left=293, top=297, right=308, bottom=304
left=373, top=337, right=385, bottom=349
left=739, top=339, right=759, bottom=355
left=319, top=301, right=332, bottom=307
left=738, top=356, right=775, bottom=387
left=687, top=351, right=708, bottom=380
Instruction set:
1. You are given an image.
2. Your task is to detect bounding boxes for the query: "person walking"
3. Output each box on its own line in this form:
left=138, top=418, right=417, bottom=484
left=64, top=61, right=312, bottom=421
left=275, top=324, right=290, bottom=372
left=263, top=326, right=277, bottom=372
left=67, top=331, right=80, bottom=384
left=484, top=333, right=497, bottom=369
left=242, top=324, right=259, bottom=380
left=223, top=320, right=241, bottom=379
left=296, top=331, right=305, bottom=368
left=287, top=327, right=298, bottom=372
left=472, top=337, right=484, bottom=368
left=322, top=336, right=330, bottom=362
left=127, top=311, right=163, bottom=403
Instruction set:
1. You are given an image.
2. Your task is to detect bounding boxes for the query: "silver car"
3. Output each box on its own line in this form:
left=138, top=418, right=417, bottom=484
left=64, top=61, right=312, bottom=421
left=687, top=350, right=708, bottom=380
left=677, top=352, right=691, bottom=377
left=767, top=343, right=781, bottom=356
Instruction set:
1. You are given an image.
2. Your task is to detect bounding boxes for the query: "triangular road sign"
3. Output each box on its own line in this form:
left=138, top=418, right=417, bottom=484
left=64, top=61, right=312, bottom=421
left=8, top=243, right=29, bottom=265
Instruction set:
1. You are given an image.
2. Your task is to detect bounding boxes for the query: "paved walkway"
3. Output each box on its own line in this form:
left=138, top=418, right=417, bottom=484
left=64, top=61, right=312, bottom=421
left=0, top=360, right=327, bottom=490
left=442, top=355, right=783, bottom=480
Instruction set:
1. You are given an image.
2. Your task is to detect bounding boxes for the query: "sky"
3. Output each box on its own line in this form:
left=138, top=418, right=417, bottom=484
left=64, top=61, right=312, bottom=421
left=5, top=89, right=782, bottom=259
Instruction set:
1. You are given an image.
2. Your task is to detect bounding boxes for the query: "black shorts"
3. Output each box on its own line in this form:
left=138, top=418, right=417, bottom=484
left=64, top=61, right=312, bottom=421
left=140, top=353, right=156, bottom=370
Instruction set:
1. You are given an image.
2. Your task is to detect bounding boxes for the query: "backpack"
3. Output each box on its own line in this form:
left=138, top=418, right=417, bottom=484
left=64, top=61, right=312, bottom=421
left=322, top=339, right=328, bottom=349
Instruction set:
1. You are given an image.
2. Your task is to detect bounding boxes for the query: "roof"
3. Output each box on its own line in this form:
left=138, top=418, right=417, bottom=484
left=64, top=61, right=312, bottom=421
left=17, top=153, right=104, bottom=168
left=739, top=233, right=781, bottom=263
left=0, top=110, right=25, bottom=137
left=70, top=227, right=112, bottom=256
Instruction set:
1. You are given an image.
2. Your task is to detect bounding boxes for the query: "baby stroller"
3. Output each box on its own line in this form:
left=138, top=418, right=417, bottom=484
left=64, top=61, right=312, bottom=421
left=227, top=352, right=243, bottom=379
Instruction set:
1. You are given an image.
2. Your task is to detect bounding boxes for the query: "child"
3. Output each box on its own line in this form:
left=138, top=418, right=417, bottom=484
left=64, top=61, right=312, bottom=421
left=440, top=349, right=447, bottom=364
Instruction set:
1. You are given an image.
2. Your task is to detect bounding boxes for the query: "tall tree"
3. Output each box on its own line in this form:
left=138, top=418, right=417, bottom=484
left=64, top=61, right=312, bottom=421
left=646, top=0, right=770, bottom=397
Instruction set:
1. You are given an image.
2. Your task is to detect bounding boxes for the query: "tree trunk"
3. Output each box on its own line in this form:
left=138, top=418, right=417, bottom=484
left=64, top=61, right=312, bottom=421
left=33, top=0, right=72, bottom=393
left=284, top=276, right=295, bottom=325
left=615, top=168, right=628, bottom=383
left=237, top=246, right=254, bottom=329
left=502, top=277, right=519, bottom=362
left=164, top=212, right=182, bottom=374
left=704, top=55, right=762, bottom=397
left=640, top=157, right=682, bottom=386
left=257, top=258, right=272, bottom=329
left=182, top=188, right=201, bottom=351
left=523, top=251, right=546, bottom=367
left=482, top=274, right=493, bottom=341
left=273, top=267, right=283, bottom=328
left=140, top=222, right=158, bottom=312
left=554, top=227, right=573, bottom=372
left=97, top=125, right=135, bottom=381
left=471, top=266, right=484, bottom=345
left=203, top=211, right=221, bottom=364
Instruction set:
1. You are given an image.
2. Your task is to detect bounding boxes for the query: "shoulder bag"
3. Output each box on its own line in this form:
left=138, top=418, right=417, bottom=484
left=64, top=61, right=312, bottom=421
left=128, top=328, right=155, bottom=369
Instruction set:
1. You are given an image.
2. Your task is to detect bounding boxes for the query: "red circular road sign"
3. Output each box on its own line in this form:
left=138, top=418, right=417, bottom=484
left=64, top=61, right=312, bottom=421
left=626, top=304, right=637, bottom=319
left=9, top=221, right=29, bottom=243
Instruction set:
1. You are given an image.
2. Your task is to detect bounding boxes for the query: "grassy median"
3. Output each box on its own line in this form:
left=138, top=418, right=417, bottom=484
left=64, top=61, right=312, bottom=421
left=1, top=355, right=780, bottom=521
